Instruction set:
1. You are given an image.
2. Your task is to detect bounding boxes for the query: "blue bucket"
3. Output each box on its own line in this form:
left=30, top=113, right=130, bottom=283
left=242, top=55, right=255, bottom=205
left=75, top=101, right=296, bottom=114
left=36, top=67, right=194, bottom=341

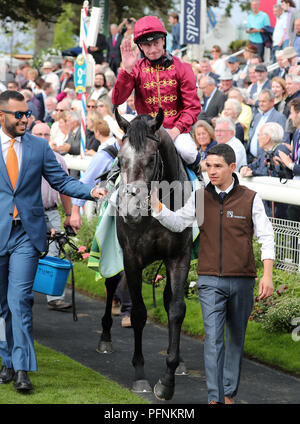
left=33, top=256, right=72, bottom=296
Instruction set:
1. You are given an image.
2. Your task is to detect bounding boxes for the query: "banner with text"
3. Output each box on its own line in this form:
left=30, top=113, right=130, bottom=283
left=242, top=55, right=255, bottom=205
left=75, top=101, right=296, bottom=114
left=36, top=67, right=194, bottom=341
left=180, top=0, right=201, bottom=45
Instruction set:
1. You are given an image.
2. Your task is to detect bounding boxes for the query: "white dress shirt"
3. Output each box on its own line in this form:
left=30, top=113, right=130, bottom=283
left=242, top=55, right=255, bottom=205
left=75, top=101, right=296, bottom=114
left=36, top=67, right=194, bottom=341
left=226, top=137, right=247, bottom=171
left=0, top=128, right=22, bottom=166
left=273, top=13, right=287, bottom=47
left=152, top=178, right=275, bottom=261
left=0, top=128, right=22, bottom=219
left=250, top=107, right=274, bottom=158
left=204, top=87, right=217, bottom=111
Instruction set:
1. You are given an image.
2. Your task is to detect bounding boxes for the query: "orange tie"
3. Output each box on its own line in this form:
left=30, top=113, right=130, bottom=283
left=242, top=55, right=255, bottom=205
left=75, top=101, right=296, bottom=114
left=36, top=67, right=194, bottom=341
left=6, top=138, right=19, bottom=218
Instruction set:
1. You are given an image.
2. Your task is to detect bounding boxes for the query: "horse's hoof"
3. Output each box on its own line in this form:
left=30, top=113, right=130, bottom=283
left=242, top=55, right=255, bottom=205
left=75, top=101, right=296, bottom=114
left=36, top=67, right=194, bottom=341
left=175, top=361, right=189, bottom=375
left=154, top=379, right=174, bottom=401
left=96, top=341, right=113, bottom=354
left=132, top=379, right=152, bottom=393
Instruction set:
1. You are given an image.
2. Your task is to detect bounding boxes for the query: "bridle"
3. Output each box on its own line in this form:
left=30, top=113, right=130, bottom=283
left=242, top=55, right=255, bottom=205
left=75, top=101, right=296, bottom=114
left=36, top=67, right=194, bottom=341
left=120, top=133, right=164, bottom=211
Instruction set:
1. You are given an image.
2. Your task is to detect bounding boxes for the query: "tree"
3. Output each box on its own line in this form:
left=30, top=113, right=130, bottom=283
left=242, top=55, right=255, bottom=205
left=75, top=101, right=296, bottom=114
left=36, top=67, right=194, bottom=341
left=0, top=0, right=83, bottom=25
left=0, top=1, right=251, bottom=28
left=53, top=4, right=80, bottom=50
left=207, top=0, right=251, bottom=16
left=108, top=0, right=174, bottom=25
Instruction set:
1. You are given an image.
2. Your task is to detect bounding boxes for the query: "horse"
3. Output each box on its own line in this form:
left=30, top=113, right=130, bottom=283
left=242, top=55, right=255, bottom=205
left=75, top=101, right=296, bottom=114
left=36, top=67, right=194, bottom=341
left=97, top=108, right=193, bottom=401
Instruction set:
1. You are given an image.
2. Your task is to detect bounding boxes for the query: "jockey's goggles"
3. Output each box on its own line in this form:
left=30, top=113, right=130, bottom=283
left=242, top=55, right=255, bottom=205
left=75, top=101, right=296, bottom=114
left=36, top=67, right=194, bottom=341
left=137, top=32, right=165, bottom=45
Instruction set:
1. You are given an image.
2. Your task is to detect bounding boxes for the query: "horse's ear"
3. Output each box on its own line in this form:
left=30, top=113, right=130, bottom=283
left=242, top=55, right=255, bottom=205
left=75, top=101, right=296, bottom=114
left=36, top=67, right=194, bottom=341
left=115, top=107, right=131, bottom=134
left=148, top=107, right=164, bottom=134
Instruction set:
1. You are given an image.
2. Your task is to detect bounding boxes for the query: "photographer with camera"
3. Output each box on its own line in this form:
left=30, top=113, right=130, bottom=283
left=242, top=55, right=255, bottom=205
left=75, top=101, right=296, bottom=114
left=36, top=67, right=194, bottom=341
left=277, top=97, right=300, bottom=222
left=240, top=122, right=291, bottom=218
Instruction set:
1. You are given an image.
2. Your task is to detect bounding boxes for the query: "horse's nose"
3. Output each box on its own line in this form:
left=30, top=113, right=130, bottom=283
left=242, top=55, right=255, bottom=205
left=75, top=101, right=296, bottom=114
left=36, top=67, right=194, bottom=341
left=125, top=185, right=140, bottom=196
left=131, top=187, right=140, bottom=196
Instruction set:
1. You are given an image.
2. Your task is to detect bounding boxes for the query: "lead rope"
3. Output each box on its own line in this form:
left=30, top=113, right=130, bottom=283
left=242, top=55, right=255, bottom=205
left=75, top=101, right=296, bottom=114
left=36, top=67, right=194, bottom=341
left=151, top=260, right=164, bottom=308
left=60, top=244, right=78, bottom=321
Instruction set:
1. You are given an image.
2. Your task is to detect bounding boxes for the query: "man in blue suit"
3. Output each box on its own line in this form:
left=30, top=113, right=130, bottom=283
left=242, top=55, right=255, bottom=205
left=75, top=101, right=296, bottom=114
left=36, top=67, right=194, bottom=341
left=0, top=90, right=103, bottom=392
left=247, top=89, right=287, bottom=163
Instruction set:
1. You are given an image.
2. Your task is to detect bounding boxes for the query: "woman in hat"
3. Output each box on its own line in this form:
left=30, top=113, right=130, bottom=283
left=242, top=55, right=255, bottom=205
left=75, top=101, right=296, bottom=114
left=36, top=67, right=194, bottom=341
left=238, top=44, right=258, bottom=82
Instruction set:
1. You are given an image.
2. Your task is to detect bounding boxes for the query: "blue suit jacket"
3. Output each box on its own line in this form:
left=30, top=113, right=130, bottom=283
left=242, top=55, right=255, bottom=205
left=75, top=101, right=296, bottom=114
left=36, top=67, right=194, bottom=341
left=0, top=133, right=94, bottom=253
left=247, top=108, right=287, bottom=154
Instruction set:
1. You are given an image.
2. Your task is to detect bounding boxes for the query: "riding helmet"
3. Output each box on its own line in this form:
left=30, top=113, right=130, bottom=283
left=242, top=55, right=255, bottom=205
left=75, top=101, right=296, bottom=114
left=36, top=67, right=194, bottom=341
left=133, top=16, right=167, bottom=44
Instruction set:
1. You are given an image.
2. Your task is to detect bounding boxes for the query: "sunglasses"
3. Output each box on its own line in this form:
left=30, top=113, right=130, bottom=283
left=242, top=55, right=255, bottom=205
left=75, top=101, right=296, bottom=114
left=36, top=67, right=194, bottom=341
left=87, top=105, right=96, bottom=109
left=55, top=108, right=65, bottom=112
left=1, top=109, right=32, bottom=119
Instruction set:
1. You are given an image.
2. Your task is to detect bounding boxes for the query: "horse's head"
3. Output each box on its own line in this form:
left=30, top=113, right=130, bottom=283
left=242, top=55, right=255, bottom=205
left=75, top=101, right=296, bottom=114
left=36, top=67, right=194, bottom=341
left=115, top=108, right=164, bottom=225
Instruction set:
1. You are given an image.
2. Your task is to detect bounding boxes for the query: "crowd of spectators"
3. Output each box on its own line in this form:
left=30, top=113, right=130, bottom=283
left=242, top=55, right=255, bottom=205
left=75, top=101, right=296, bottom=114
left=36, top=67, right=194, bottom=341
left=192, top=0, right=300, bottom=222
left=1, top=2, right=300, bottom=223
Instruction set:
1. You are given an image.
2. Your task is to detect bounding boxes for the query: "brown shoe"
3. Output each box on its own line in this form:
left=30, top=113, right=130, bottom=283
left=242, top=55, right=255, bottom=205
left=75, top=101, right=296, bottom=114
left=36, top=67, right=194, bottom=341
left=111, top=300, right=120, bottom=316
left=225, top=396, right=235, bottom=404
left=48, top=299, right=72, bottom=311
left=209, top=400, right=218, bottom=404
left=121, top=316, right=132, bottom=328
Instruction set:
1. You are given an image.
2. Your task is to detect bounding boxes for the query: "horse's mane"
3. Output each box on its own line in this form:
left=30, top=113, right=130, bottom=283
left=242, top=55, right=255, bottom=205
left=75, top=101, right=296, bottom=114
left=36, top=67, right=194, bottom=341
left=127, top=115, right=154, bottom=152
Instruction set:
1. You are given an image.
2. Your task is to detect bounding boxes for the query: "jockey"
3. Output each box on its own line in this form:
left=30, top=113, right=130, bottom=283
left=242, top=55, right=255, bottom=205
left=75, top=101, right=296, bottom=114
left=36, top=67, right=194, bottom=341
left=112, top=16, right=202, bottom=175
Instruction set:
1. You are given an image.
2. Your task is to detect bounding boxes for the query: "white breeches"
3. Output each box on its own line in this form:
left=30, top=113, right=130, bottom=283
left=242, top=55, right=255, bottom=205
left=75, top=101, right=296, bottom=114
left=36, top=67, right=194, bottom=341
left=173, top=133, right=198, bottom=165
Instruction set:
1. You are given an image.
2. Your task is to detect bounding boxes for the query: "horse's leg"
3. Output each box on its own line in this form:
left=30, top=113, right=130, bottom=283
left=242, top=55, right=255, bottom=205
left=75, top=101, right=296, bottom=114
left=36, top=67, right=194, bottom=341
left=154, top=261, right=190, bottom=401
left=96, top=272, right=122, bottom=354
left=163, top=273, right=188, bottom=376
left=125, top=266, right=152, bottom=393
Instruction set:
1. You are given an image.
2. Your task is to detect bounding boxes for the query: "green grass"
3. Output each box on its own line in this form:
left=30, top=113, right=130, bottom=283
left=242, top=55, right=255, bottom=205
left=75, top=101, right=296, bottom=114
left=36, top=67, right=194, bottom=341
left=72, top=261, right=300, bottom=377
left=0, top=344, right=148, bottom=404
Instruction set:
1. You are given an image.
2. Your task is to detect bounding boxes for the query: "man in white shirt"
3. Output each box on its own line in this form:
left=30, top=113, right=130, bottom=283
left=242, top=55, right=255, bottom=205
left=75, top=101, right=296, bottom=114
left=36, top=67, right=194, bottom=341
left=150, top=143, right=274, bottom=404
left=89, top=73, right=109, bottom=101
left=247, top=89, right=287, bottom=162
left=272, top=4, right=287, bottom=61
left=248, top=64, right=271, bottom=106
left=214, top=117, right=247, bottom=171
left=40, top=61, right=60, bottom=97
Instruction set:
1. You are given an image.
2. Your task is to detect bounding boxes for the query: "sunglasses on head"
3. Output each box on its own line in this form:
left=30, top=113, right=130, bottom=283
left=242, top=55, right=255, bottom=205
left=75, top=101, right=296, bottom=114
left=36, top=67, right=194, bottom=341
left=1, top=110, right=32, bottom=119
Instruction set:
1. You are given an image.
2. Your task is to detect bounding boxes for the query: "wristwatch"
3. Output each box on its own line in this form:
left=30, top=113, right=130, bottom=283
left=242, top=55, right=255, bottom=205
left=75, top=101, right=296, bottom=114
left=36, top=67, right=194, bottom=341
left=288, top=162, right=295, bottom=171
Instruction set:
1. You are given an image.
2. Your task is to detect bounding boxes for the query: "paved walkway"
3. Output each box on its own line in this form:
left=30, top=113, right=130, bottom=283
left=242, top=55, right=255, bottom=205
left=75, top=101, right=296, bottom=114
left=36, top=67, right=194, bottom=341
left=33, top=289, right=300, bottom=404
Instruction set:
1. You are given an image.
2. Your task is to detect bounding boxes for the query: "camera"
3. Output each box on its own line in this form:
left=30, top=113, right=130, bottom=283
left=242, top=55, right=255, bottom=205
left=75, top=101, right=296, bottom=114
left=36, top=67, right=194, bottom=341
left=265, top=150, right=276, bottom=171
left=127, top=18, right=133, bottom=24
left=65, top=225, right=76, bottom=237
left=265, top=149, right=293, bottom=181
